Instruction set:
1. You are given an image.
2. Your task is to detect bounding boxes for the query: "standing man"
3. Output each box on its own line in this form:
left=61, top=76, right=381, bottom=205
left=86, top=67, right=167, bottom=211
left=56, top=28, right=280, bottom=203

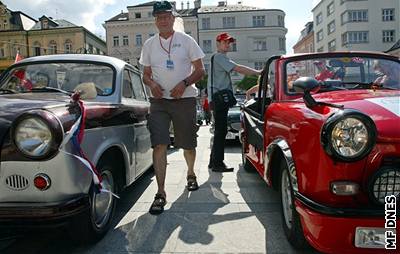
left=208, top=32, right=261, bottom=172
left=140, top=1, right=205, bottom=215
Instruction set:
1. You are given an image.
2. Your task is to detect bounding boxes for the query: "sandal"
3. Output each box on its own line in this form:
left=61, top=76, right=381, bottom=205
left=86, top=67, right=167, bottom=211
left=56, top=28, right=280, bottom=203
left=186, top=175, right=199, bottom=191
left=149, top=193, right=166, bottom=215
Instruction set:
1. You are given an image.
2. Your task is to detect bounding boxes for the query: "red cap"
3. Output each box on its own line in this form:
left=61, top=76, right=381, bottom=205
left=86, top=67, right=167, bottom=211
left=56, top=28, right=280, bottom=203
left=216, top=32, right=235, bottom=43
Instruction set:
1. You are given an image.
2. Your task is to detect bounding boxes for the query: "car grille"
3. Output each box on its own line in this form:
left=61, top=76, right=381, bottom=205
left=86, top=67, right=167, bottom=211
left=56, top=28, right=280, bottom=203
left=5, top=174, right=29, bottom=191
left=369, top=167, right=400, bottom=205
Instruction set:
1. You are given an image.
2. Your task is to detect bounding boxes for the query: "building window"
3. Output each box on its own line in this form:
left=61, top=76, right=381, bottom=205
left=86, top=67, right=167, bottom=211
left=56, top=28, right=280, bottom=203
left=223, top=17, right=235, bottom=28
left=327, top=2, right=334, bottom=16
left=279, top=37, right=285, bottom=51
left=342, top=10, right=368, bottom=24
left=136, top=34, right=142, bottom=46
left=382, top=9, right=395, bottom=21
left=254, top=62, right=265, bottom=70
left=327, top=21, right=335, bottom=34
left=316, top=13, right=323, bottom=25
left=113, top=36, right=119, bottom=47
left=203, top=40, right=212, bottom=53
left=342, top=31, right=369, bottom=45
left=278, top=15, right=284, bottom=27
left=253, top=39, right=267, bottom=51
left=317, top=30, right=323, bottom=42
left=202, top=18, right=210, bottom=29
left=49, top=40, right=57, bottom=54
left=382, top=30, right=395, bottom=43
left=317, top=46, right=324, bottom=52
left=328, top=39, right=336, bottom=51
left=148, top=12, right=152, bottom=17
left=42, top=19, right=49, bottom=29
left=64, top=40, right=72, bottom=53
left=135, top=12, right=141, bottom=19
left=253, top=16, right=265, bottom=27
left=34, top=42, right=41, bottom=56
left=123, top=35, right=129, bottom=46
left=229, top=42, right=237, bottom=52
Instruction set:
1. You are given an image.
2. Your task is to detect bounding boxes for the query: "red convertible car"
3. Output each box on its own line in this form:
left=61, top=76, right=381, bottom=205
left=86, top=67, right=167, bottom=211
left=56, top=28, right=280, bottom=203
left=240, top=52, right=399, bottom=253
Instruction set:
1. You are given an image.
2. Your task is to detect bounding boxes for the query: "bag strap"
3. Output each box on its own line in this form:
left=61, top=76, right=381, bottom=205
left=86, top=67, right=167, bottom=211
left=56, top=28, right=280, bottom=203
left=211, top=54, right=215, bottom=96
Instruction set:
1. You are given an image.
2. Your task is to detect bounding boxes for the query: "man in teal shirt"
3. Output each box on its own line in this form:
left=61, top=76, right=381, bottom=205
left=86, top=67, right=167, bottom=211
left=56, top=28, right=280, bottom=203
left=207, top=33, right=261, bottom=172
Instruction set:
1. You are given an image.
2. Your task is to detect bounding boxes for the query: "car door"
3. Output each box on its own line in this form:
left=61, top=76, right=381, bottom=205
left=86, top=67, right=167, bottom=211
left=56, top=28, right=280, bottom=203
left=128, top=70, right=152, bottom=177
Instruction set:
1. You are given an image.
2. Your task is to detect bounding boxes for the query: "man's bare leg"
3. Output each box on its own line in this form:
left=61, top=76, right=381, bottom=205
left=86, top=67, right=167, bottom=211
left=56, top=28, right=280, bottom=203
left=184, top=149, right=196, bottom=177
left=153, top=144, right=168, bottom=197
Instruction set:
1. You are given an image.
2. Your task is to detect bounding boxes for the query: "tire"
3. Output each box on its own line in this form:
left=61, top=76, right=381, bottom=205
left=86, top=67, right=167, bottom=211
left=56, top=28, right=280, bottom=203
left=279, top=159, right=309, bottom=249
left=241, top=141, right=255, bottom=172
left=69, top=163, right=118, bottom=244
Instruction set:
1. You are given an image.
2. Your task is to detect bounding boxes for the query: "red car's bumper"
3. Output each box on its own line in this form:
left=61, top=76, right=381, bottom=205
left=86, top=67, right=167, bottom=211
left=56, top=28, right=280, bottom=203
left=296, top=199, right=399, bottom=254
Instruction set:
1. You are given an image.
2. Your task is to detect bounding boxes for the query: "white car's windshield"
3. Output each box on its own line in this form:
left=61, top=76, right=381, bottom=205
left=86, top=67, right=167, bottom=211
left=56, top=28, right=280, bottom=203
left=0, top=62, right=114, bottom=96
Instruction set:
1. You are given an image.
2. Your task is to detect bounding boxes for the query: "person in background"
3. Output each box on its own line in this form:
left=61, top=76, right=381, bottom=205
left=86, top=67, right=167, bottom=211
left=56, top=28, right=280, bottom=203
left=373, top=60, right=400, bottom=89
left=202, top=95, right=211, bottom=125
left=208, top=32, right=261, bottom=172
left=314, top=61, right=334, bottom=81
left=140, top=1, right=205, bottom=215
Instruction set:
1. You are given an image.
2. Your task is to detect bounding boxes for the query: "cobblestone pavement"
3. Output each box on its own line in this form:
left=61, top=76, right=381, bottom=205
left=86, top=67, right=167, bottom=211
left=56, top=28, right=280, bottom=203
left=1, top=125, right=318, bottom=254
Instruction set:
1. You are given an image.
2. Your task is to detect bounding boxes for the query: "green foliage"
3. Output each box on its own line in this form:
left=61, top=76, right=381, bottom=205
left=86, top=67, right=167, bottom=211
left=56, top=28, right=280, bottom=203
left=196, top=74, right=208, bottom=91
left=235, top=75, right=258, bottom=91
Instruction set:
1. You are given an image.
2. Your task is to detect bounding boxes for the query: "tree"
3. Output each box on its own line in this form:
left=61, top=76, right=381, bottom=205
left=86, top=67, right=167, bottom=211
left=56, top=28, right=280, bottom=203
left=235, top=75, right=258, bottom=91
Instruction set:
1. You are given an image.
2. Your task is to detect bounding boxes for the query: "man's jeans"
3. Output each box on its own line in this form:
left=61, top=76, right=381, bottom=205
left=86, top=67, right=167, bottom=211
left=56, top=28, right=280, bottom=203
left=210, top=107, right=229, bottom=166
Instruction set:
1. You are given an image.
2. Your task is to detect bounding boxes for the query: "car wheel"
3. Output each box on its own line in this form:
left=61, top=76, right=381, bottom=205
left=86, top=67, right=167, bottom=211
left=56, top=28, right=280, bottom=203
left=241, top=141, right=255, bottom=172
left=279, top=160, right=309, bottom=249
left=69, top=163, right=117, bottom=244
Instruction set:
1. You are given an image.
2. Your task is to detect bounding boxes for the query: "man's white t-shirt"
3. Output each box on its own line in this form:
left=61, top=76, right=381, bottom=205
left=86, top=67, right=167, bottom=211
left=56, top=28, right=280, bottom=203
left=139, top=31, right=205, bottom=99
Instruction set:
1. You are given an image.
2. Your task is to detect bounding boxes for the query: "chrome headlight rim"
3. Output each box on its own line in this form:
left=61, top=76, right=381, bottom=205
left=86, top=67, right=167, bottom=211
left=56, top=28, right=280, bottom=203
left=368, top=166, right=400, bottom=206
left=10, top=110, right=63, bottom=160
left=321, top=109, right=377, bottom=162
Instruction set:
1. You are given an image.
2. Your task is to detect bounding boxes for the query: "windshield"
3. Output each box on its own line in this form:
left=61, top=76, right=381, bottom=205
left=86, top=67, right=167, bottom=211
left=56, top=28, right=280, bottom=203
left=0, top=62, right=114, bottom=96
left=285, top=56, right=399, bottom=93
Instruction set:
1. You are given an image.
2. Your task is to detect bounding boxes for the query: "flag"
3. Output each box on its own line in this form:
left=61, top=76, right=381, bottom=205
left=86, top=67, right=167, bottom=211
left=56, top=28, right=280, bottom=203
left=14, top=50, right=23, bottom=63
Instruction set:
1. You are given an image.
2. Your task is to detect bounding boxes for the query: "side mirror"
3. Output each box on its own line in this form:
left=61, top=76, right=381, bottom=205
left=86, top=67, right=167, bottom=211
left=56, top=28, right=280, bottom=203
left=293, top=77, right=320, bottom=108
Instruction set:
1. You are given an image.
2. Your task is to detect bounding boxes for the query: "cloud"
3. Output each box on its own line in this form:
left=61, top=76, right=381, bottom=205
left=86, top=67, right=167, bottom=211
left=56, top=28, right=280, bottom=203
left=3, top=0, right=116, bottom=35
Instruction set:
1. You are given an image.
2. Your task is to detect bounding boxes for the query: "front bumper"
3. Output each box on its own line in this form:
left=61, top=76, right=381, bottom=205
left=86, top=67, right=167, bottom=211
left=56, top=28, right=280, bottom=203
left=0, top=195, right=89, bottom=227
left=295, top=193, right=399, bottom=254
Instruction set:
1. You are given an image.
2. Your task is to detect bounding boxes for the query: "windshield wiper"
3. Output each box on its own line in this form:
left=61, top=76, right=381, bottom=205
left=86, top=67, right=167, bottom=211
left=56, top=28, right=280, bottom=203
left=30, top=87, right=72, bottom=96
left=0, top=88, right=17, bottom=94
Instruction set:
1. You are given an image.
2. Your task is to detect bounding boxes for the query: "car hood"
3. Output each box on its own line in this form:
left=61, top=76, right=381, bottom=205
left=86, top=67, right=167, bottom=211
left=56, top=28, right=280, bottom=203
left=314, top=91, right=400, bottom=141
left=0, top=93, right=69, bottom=123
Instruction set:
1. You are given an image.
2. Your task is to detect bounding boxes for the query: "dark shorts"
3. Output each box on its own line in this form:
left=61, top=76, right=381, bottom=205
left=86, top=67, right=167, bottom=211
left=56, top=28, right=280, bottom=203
left=148, top=97, right=197, bottom=149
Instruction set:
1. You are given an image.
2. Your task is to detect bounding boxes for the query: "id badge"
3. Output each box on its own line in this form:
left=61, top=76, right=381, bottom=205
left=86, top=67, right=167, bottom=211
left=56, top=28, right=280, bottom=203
left=166, top=59, right=174, bottom=70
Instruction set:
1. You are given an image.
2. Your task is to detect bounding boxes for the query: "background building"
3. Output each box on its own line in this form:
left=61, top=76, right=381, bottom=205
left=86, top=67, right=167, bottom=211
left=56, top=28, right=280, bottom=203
left=385, top=39, right=400, bottom=56
left=104, top=1, right=200, bottom=66
left=312, top=0, right=399, bottom=52
left=293, top=21, right=314, bottom=53
left=0, top=1, right=106, bottom=72
left=198, top=1, right=287, bottom=83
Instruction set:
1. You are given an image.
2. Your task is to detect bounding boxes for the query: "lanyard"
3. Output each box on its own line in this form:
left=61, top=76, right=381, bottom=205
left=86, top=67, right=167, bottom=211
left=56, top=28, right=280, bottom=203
left=159, top=32, right=174, bottom=59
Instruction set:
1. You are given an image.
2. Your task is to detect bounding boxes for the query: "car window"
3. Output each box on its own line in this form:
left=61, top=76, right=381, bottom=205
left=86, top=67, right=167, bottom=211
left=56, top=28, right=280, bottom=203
left=129, top=71, right=146, bottom=101
left=122, top=69, right=133, bottom=98
left=0, top=62, right=114, bottom=96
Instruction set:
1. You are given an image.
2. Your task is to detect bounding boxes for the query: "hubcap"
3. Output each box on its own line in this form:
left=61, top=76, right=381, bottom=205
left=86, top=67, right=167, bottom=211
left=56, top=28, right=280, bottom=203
left=281, top=169, right=293, bottom=229
left=92, top=169, right=114, bottom=228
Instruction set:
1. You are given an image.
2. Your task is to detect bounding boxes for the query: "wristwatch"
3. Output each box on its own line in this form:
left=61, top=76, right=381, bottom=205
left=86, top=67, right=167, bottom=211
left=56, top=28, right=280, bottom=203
left=183, top=79, right=189, bottom=87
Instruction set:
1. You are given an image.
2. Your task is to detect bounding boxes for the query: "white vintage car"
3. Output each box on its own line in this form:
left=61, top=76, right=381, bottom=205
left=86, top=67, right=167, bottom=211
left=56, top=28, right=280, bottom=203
left=0, top=54, right=152, bottom=243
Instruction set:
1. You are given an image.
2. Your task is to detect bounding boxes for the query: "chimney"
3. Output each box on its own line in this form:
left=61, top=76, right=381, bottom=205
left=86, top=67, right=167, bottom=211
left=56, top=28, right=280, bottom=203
left=187, top=1, right=189, bottom=9
left=194, top=0, right=201, bottom=9
left=171, top=1, right=176, bottom=10
left=181, top=2, right=184, bottom=10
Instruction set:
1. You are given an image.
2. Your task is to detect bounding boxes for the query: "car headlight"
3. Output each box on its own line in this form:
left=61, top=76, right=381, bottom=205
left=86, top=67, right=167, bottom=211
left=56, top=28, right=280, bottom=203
left=11, top=110, right=63, bottom=159
left=321, top=109, right=377, bottom=162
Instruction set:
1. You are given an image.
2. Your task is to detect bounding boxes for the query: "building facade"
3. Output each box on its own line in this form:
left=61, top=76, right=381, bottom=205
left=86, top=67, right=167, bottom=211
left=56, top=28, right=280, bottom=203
left=293, top=21, right=314, bottom=53
left=385, top=39, right=400, bottom=56
left=104, top=1, right=200, bottom=66
left=0, top=2, right=106, bottom=71
left=104, top=1, right=288, bottom=83
left=312, top=0, right=400, bottom=52
left=198, top=1, right=287, bottom=83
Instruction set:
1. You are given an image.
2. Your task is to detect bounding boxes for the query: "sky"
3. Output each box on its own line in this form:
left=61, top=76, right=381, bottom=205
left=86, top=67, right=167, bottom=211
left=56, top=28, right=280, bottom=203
left=3, top=0, right=319, bottom=53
